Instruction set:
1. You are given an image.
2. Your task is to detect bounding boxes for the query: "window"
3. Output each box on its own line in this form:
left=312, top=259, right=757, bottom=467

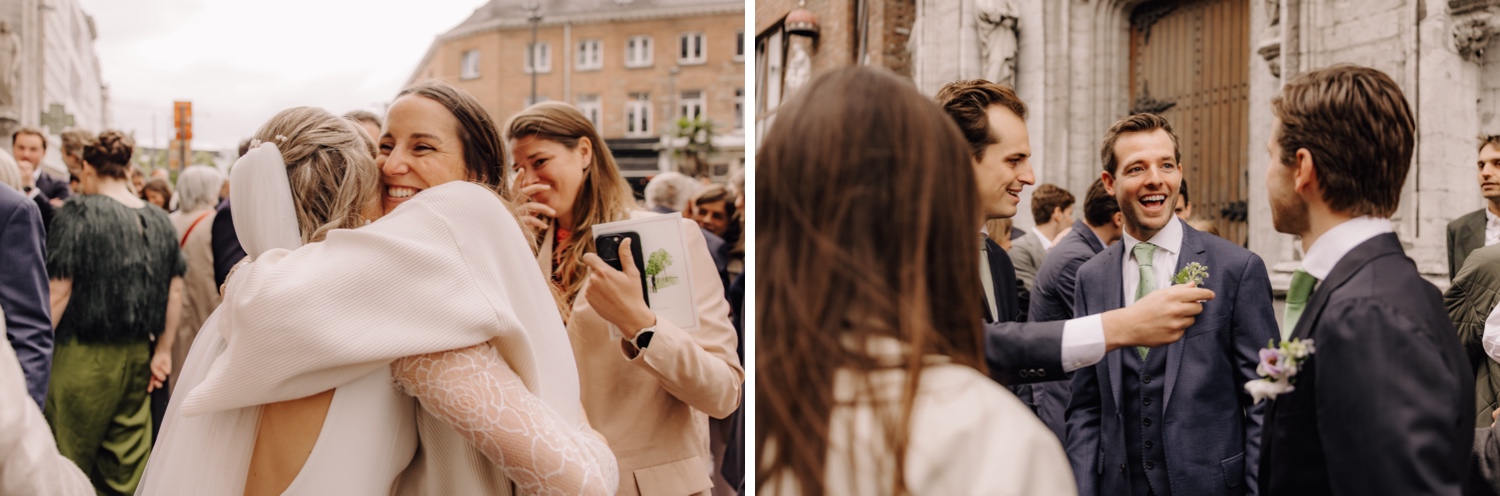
left=679, top=32, right=706, bottom=64
left=735, top=30, right=744, bottom=62
left=626, top=93, right=651, bottom=137
left=525, top=42, right=551, bottom=73
left=626, top=35, right=653, bottom=68
left=577, top=95, right=602, bottom=129
left=461, top=49, right=481, bottom=80
left=576, top=39, right=602, bottom=70
left=679, top=90, right=704, bottom=121
left=734, top=88, right=743, bottom=128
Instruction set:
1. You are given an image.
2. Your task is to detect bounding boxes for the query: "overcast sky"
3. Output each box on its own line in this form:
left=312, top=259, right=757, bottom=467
left=77, top=0, right=488, bottom=151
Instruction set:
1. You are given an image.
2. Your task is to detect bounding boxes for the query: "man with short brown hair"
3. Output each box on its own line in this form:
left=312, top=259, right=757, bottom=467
left=934, top=79, right=1214, bottom=388
left=1259, top=64, right=1471, bottom=495
left=1448, top=135, right=1500, bottom=280
left=1066, top=112, right=1276, bottom=496
left=11, top=127, right=68, bottom=207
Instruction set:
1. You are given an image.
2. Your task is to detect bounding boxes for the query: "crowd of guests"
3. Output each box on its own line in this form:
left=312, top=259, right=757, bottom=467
left=0, top=80, right=745, bottom=495
left=758, top=64, right=1496, bottom=496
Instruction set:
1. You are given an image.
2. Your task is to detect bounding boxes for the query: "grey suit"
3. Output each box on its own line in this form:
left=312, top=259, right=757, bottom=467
left=1260, top=233, right=1473, bottom=496
left=1066, top=221, right=1275, bottom=496
left=1450, top=209, right=1487, bottom=281
left=1010, top=231, right=1046, bottom=321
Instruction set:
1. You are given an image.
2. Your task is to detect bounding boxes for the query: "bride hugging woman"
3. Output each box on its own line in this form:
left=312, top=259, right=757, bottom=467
left=140, top=102, right=615, bottom=494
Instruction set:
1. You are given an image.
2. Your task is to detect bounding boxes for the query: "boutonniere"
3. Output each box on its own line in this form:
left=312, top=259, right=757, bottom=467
left=1173, top=262, right=1210, bottom=286
left=1244, top=338, right=1316, bottom=404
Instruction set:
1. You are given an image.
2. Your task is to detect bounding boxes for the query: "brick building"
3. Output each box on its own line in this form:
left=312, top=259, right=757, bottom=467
left=0, top=0, right=109, bottom=177
left=409, top=0, right=745, bottom=185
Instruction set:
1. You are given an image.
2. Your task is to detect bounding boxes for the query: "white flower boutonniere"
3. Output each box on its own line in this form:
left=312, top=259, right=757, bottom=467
left=1244, top=338, right=1316, bottom=404
left=1173, top=262, right=1210, bottom=286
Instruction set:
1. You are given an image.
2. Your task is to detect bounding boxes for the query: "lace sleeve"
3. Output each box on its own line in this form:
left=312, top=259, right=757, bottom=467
left=392, top=343, right=618, bottom=495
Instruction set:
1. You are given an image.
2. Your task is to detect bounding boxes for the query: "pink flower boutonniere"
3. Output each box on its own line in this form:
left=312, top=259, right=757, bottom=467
left=1244, top=338, right=1316, bottom=404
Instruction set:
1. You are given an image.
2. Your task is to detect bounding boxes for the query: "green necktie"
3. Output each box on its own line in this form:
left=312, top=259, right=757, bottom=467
left=1133, top=242, right=1158, bottom=359
left=1282, top=269, right=1318, bottom=340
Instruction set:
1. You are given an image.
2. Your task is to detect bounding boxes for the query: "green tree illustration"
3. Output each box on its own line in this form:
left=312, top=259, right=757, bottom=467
left=645, top=249, right=672, bottom=293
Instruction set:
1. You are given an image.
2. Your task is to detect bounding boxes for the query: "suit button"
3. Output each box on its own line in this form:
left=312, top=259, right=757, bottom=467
left=1143, top=397, right=1152, bottom=406
left=1145, top=461, right=1155, bottom=470
left=1143, top=418, right=1152, bottom=427
left=1145, top=441, right=1153, bottom=449
left=1020, top=370, right=1030, bottom=378
left=1121, top=463, right=1127, bottom=474
left=1143, top=375, right=1153, bottom=384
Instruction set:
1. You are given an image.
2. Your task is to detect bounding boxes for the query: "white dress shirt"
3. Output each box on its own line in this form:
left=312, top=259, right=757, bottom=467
left=1299, top=216, right=1394, bottom=282
left=1121, top=217, right=1185, bottom=304
left=1033, top=226, right=1055, bottom=251
left=1486, top=208, right=1500, bottom=248
left=978, top=228, right=1105, bottom=372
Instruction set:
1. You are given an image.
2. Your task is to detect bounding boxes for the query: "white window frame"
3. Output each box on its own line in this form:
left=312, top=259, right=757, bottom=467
left=626, top=93, right=652, bottom=137
left=735, top=30, right=745, bottom=62
left=461, top=49, right=481, bottom=80
left=626, top=35, right=653, bottom=68
left=679, top=90, right=705, bottom=121
left=525, top=41, right=552, bottom=74
left=679, top=32, right=706, bottom=65
left=577, top=94, right=602, bottom=129
left=576, top=39, right=603, bottom=71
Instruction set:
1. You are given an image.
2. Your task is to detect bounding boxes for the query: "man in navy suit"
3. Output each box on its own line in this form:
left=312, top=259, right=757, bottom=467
left=12, top=127, right=70, bottom=206
left=0, top=182, right=52, bottom=409
left=1066, top=113, right=1278, bottom=496
left=1258, top=65, right=1472, bottom=496
left=1017, top=178, right=1122, bottom=441
left=935, top=80, right=1215, bottom=388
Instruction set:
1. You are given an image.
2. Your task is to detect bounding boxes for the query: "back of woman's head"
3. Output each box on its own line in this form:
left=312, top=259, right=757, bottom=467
left=396, top=81, right=510, bottom=199
left=505, top=101, right=636, bottom=226
left=756, top=66, right=983, bottom=495
left=176, top=165, right=225, bottom=213
left=253, top=106, right=379, bottom=244
left=83, top=131, right=134, bottom=180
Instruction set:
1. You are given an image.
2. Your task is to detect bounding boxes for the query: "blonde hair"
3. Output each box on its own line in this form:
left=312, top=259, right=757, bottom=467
left=506, top=102, right=637, bottom=313
left=252, top=107, right=380, bottom=244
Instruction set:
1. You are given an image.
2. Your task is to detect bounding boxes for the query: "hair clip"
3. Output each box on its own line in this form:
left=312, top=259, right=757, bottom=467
left=275, top=135, right=289, bottom=143
left=249, top=139, right=263, bottom=148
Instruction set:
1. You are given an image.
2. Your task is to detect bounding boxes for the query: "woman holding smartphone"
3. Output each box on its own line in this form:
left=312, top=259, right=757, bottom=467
left=507, top=102, right=744, bottom=496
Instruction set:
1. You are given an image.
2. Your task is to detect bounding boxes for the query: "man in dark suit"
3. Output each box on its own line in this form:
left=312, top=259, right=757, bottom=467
left=0, top=182, right=52, bottom=410
left=12, top=127, right=70, bottom=207
left=1448, top=135, right=1500, bottom=280
left=1065, top=113, right=1277, bottom=496
left=1017, top=178, right=1121, bottom=441
left=935, top=80, right=1215, bottom=388
left=1259, top=64, right=1472, bottom=495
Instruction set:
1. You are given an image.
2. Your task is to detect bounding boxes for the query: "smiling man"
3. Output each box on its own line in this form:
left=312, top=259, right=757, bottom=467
left=934, top=81, right=1215, bottom=390
left=1065, top=113, right=1277, bottom=496
left=1447, top=135, right=1500, bottom=280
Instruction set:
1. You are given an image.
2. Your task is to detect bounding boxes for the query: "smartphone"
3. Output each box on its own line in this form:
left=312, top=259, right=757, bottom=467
left=594, top=231, right=650, bottom=306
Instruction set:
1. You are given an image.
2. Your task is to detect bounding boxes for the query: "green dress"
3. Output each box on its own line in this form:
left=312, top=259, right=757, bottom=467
left=44, top=195, right=185, bottom=496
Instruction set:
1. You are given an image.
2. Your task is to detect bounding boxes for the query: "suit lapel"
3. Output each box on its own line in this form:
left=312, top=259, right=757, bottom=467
left=1163, top=225, right=1207, bottom=411
left=983, top=238, right=1014, bottom=323
left=1074, top=220, right=1105, bottom=253
left=1098, top=241, right=1127, bottom=409
left=1289, top=233, right=1402, bottom=342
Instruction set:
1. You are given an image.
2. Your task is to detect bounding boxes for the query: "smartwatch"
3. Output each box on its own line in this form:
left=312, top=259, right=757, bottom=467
left=633, top=326, right=657, bottom=350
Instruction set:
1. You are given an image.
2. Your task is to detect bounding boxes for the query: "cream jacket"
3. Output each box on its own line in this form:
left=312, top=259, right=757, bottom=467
left=540, top=212, right=744, bottom=496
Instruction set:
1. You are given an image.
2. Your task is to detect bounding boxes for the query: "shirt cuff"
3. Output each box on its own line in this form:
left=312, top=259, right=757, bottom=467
left=1061, top=314, right=1107, bottom=372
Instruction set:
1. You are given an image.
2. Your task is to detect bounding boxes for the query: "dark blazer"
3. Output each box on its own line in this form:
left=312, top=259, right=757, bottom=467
left=983, top=236, right=1068, bottom=386
left=1066, top=221, right=1276, bottom=496
left=1260, top=233, right=1473, bottom=496
left=28, top=189, right=52, bottom=232
left=35, top=171, right=71, bottom=203
left=1016, top=220, right=1106, bottom=441
left=1450, top=209, right=1488, bottom=281
left=0, top=184, right=52, bottom=409
left=211, top=199, right=247, bottom=288
left=1470, top=422, right=1500, bottom=496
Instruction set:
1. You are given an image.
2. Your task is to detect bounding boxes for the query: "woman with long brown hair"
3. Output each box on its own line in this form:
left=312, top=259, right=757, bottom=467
left=507, top=101, right=743, bottom=495
left=756, top=67, right=1074, bottom=494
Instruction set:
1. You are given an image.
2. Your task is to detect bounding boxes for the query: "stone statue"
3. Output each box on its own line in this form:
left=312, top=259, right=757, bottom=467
left=785, top=43, right=811, bottom=97
left=1266, top=0, right=1279, bottom=27
left=0, top=21, right=18, bottom=109
left=977, top=0, right=1019, bottom=87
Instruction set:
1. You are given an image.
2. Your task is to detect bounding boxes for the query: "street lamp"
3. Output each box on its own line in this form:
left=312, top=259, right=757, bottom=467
left=525, top=1, right=542, bottom=104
